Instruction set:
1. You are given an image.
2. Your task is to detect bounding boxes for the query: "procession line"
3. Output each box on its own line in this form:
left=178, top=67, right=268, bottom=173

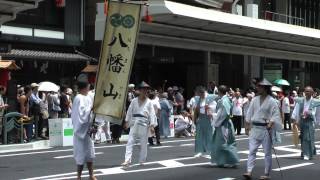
left=2, top=128, right=310, bottom=158
left=0, top=139, right=194, bottom=158
left=0, top=137, right=246, bottom=158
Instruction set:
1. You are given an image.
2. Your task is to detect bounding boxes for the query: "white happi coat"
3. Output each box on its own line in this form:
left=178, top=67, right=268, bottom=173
left=71, top=94, right=95, bottom=165
left=246, top=95, right=282, bottom=140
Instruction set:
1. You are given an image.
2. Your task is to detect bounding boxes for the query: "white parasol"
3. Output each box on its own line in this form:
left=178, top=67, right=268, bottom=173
left=271, top=86, right=282, bottom=92
left=38, top=81, right=59, bottom=92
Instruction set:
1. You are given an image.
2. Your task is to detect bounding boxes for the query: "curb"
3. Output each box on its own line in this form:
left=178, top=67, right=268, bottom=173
left=0, top=140, right=50, bottom=153
left=0, top=135, right=130, bottom=153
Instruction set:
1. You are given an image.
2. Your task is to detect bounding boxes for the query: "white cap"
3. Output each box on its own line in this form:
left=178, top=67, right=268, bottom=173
left=128, top=84, right=135, bottom=88
left=31, top=83, right=39, bottom=88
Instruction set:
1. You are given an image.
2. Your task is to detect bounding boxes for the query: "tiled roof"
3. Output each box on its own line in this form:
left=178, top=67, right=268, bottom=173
left=0, top=49, right=90, bottom=62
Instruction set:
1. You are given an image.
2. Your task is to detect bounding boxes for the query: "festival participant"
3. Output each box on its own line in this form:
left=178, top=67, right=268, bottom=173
left=243, top=78, right=282, bottom=180
left=71, top=80, right=96, bottom=180
left=121, top=81, right=157, bottom=167
left=210, top=85, right=239, bottom=168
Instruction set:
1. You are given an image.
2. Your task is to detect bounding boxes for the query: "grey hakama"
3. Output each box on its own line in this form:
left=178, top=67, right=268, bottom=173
left=194, top=94, right=217, bottom=154
left=292, top=97, right=320, bottom=159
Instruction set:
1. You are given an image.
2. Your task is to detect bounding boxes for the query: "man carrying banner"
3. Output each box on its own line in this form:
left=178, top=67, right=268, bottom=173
left=71, top=79, right=96, bottom=180
left=121, top=81, right=157, bottom=167
left=291, top=86, right=320, bottom=160
left=243, top=78, right=282, bottom=180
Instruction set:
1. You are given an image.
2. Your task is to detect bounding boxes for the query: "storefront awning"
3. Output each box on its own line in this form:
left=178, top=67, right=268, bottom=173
left=0, top=0, right=42, bottom=25
left=82, top=64, right=98, bottom=73
left=139, top=0, right=320, bottom=62
left=0, top=49, right=91, bottom=62
left=0, top=60, right=20, bottom=70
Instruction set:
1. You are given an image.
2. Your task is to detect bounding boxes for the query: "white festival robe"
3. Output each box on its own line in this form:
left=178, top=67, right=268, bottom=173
left=71, top=94, right=95, bottom=165
left=246, top=95, right=282, bottom=140
left=245, top=95, right=282, bottom=174
left=124, top=97, right=157, bottom=163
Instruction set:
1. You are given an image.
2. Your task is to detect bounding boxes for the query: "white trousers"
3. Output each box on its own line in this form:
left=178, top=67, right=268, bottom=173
left=95, top=120, right=111, bottom=142
left=125, top=126, right=149, bottom=163
left=247, top=134, right=272, bottom=175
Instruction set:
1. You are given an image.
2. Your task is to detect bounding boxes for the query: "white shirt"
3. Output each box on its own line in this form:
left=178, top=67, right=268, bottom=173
left=199, top=97, right=217, bottom=115
left=151, top=98, right=161, bottom=118
left=232, top=97, right=243, bottom=116
left=281, top=97, right=291, bottom=114
left=188, top=97, right=196, bottom=109
left=291, top=97, right=315, bottom=123
left=151, top=98, right=161, bottom=110
left=125, top=97, right=157, bottom=127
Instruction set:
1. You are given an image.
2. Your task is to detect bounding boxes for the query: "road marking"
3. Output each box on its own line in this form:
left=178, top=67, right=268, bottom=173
left=158, top=160, right=185, bottom=167
left=53, top=152, right=103, bottom=159
left=150, top=146, right=172, bottom=149
left=272, top=162, right=314, bottom=171
left=238, top=151, right=265, bottom=157
left=21, top=172, right=79, bottom=180
left=274, top=147, right=301, bottom=153
left=180, top=143, right=194, bottom=147
left=218, top=178, right=235, bottom=180
left=100, top=167, right=125, bottom=175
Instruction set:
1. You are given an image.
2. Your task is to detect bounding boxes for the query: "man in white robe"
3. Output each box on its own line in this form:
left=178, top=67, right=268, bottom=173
left=243, top=79, right=282, bottom=180
left=71, top=81, right=96, bottom=180
left=121, top=81, right=157, bottom=167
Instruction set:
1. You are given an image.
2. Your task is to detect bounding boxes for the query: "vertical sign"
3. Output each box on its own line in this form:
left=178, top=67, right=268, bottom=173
left=94, top=2, right=142, bottom=120
left=263, top=64, right=282, bottom=83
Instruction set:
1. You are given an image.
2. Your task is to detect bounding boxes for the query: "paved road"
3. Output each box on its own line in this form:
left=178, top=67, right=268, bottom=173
left=1, top=130, right=320, bottom=180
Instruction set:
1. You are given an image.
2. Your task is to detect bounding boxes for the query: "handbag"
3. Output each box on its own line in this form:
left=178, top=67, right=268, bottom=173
left=52, top=98, right=61, bottom=112
left=41, top=110, right=49, bottom=119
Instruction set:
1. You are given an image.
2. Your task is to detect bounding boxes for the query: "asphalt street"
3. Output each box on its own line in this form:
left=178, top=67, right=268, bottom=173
left=1, top=130, right=320, bottom=180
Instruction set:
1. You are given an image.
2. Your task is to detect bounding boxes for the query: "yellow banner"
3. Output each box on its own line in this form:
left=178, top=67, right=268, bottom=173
left=94, top=2, right=142, bottom=120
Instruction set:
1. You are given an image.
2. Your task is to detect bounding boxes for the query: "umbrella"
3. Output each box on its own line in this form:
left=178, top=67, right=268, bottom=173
left=273, top=79, right=290, bottom=86
left=271, top=86, right=282, bottom=92
left=38, top=81, right=59, bottom=92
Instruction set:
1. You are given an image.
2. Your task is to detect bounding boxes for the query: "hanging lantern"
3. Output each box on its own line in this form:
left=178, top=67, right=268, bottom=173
left=55, top=0, right=65, bottom=8
left=143, top=6, right=153, bottom=23
left=104, top=0, right=109, bottom=16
